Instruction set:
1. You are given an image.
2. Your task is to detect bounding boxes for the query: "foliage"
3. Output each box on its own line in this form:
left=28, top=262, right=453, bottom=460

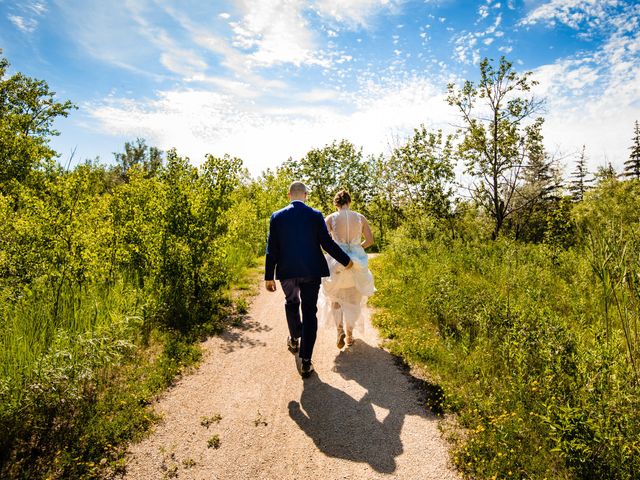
left=371, top=179, right=640, bottom=479
left=0, top=52, right=75, bottom=189
left=569, top=146, right=593, bottom=202
left=594, top=162, right=617, bottom=183
left=389, top=125, right=455, bottom=219
left=0, top=142, right=266, bottom=477
left=284, top=139, right=402, bottom=247
left=284, top=131, right=456, bottom=247
left=113, top=137, right=163, bottom=182
left=285, top=139, right=371, bottom=214
left=363, top=153, right=404, bottom=246
left=623, top=120, right=640, bottom=180
left=0, top=52, right=278, bottom=477
left=447, top=56, right=544, bottom=239
left=3, top=49, right=640, bottom=480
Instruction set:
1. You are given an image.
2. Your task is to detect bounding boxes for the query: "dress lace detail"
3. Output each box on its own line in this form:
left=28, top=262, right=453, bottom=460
left=319, top=209, right=375, bottom=332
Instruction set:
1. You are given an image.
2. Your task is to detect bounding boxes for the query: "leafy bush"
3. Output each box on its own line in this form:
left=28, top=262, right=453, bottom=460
left=0, top=147, right=270, bottom=477
left=371, top=218, right=640, bottom=478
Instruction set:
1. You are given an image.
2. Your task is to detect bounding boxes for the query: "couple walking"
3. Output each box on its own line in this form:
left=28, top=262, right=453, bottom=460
left=264, top=181, right=376, bottom=378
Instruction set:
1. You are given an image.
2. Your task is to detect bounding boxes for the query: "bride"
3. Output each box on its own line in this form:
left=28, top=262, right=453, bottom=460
left=319, top=190, right=376, bottom=348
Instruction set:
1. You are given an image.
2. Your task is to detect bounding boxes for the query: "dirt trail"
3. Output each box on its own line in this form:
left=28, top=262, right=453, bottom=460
left=123, top=283, right=460, bottom=480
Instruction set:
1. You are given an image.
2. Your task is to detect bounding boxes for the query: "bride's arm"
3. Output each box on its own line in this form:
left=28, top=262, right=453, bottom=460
left=361, top=215, right=374, bottom=249
left=324, top=214, right=332, bottom=233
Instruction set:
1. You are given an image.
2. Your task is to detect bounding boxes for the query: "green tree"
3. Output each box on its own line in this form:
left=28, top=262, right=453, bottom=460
left=623, top=120, right=640, bottom=180
left=251, top=165, right=295, bottom=240
left=363, top=153, right=402, bottom=247
left=154, top=150, right=246, bottom=330
left=522, top=119, right=562, bottom=203
left=447, top=57, right=543, bottom=239
left=390, top=125, right=455, bottom=219
left=569, top=145, right=592, bottom=202
left=595, top=162, right=617, bottom=183
left=113, top=137, right=163, bottom=182
left=0, top=52, right=75, bottom=188
left=509, top=121, right=563, bottom=242
left=544, top=196, right=575, bottom=249
left=288, top=139, right=371, bottom=214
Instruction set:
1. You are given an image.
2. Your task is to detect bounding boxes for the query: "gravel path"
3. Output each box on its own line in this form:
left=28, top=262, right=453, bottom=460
left=123, top=283, right=460, bottom=480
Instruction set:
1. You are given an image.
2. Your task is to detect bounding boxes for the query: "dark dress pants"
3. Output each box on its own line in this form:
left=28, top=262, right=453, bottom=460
left=280, top=276, right=321, bottom=361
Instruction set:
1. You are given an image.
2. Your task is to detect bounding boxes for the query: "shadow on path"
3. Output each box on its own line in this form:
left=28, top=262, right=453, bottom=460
left=288, top=341, right=431, bottom=473
left=217, top=316, right=271, bottom=353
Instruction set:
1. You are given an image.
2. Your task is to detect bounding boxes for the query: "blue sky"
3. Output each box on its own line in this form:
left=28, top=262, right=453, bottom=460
left=1, top=0, right=639, bottom=176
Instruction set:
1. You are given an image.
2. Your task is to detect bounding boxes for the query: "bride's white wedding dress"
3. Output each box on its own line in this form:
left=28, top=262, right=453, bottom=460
left=319, top=208, right=375, bottom=335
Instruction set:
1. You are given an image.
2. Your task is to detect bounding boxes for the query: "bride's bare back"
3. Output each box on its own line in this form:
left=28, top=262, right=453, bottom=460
left=325, top=208, right=374, bottom=248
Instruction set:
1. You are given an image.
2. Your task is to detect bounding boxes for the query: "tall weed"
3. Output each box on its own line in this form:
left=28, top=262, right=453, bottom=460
left=371, top=232, right=640, bottom=478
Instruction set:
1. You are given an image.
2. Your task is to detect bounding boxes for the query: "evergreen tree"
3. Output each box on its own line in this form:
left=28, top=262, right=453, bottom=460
left=508, top=125, right=562, bottom=242
left=623, top=120, right=640, bottom=180
left=595, top=162, right=617, bottom=183
left=522, top=120, right=562, bottom=202
left=569, top=145, right=592, bottom=201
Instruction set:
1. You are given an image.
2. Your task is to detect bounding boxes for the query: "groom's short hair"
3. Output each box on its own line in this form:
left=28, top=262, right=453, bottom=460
left=289, top=181, right=307, bottom=195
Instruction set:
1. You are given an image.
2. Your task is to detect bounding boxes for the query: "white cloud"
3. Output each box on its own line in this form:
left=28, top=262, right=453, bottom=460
left=313, top=0, right=402, bottom=28
left=88, top=76, right=457, bottom=173
left=51, top=0, right=167, bottom=76
left=50, top=0, right=638, bottom=181
left=121, top=1, right=210, bottom=77
left=53, top=0, right=400, bottom=77
left=8, top=1, right=47, bottom=33
left=295, top=88, right=341, bottom=102
left=453, top=32, right=480, bottom=64
left=530, top=6, right=640, bottom=172
left=50, top=0, right=210, bottom=79
left=159, top=49, right=207, bottom=75
left=520, top=0, right=621, bottom=29
left=452, top=11, right=502, bottom=64
left=486, top=13, right=502, bottom=33
left=227, top=0, right=326, bottom=67
left=8, top=14, right=38, bottom=33
left=28, top=2, right=47, bottom=16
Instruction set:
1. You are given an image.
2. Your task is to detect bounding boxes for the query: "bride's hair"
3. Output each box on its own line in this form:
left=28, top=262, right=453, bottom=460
left=333, top=190, right=351, bottom=207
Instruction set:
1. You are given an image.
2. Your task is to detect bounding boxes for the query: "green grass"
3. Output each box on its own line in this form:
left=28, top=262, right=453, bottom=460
left=370, top=235, right=640, bottom=479
left=0, top=259, right=261, bottom=479
left=0, top=276, right=205, bottom=478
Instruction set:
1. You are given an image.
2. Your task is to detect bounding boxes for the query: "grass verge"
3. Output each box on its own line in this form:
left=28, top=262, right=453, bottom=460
left=369, top=236, right=640, bottom=479
left=0, top=259, right=263, bottom=479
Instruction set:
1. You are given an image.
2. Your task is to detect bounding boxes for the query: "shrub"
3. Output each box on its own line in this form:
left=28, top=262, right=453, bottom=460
left=371, top=227, right=640, bottom=479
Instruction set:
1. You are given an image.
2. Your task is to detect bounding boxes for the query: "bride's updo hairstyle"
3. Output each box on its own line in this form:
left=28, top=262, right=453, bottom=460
left=333, top=190, right=351, bottom=207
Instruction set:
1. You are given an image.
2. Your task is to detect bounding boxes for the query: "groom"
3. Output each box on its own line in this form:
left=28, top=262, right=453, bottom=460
left=265, top=181, right=353, bottom=378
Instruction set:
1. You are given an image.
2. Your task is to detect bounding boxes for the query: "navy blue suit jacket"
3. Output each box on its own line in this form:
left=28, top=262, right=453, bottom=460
left=264, top=201, right=351, bottom=281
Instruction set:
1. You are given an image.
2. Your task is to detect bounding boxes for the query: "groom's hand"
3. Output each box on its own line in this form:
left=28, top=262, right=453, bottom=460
left=265, top=280, right=277, bottom=292
left=345, top=260, right=354, bottom=270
